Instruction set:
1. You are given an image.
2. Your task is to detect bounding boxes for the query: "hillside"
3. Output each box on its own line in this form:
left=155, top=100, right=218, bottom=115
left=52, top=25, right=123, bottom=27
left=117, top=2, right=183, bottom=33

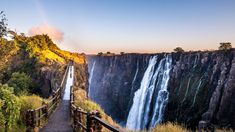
left=0, top=34, right=86, bottom=97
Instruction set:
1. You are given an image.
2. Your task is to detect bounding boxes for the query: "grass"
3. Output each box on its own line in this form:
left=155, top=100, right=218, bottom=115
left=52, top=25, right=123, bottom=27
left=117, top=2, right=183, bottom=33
left=41, top=50, right=65, bottom=63
left=150, top=122, right=189, bottom=132
left=19, top=95, right=45, bottom=126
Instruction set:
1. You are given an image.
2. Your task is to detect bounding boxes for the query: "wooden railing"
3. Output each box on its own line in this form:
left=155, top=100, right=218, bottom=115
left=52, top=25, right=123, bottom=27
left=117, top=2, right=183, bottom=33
left=25, top=63, right=70, bottom=131
left=70, top=86, right=120, bottom=132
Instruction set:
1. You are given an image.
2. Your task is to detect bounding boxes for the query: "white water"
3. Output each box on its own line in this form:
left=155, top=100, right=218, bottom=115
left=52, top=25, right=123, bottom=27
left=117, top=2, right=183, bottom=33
left=192, top=77, right=203, bottom=107
left=130, top=61, right=139, bottom=94
left=126, top=55, right=172, bottom=130
left=88, top=61, right=96, bottom=97
left=149, top=55, right=172, bottom=127
left=63, top=66, right=74, bottom=100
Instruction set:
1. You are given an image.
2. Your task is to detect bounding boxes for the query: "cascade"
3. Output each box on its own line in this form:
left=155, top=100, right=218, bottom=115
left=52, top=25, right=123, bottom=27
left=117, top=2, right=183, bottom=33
left=63, top=66, right=74, bottom=100
left=126, top=55, right=172, bottom=130
left=88, top=61, right=96, bottom=97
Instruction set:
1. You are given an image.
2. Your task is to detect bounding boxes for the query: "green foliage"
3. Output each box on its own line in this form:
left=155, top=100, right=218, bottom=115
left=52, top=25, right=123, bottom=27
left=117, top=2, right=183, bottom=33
left=0, top=84, right=20, bottom=131
left=174, top=47, right=184, bottom=52
left=7, top=72, right=32, bottom=95
left=0, top=11, right=7, bottom=38
left=0, top=100, right=6, bottom=129
left=19, top=95, right=44, bottom=125
left=219, top=42, right=232, bottom=51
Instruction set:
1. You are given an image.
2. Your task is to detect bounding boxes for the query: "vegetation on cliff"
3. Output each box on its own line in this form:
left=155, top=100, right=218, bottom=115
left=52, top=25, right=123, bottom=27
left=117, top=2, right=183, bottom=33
left=73, top=88, right=120, bottom=129
left=0, top=31, right=85, bottom=131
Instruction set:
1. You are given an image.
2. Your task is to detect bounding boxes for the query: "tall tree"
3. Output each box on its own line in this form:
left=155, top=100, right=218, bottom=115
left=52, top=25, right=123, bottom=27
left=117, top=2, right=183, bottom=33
left=219, top=42, right=232, bottom=51
left=0, top=11, right=7, bottom=38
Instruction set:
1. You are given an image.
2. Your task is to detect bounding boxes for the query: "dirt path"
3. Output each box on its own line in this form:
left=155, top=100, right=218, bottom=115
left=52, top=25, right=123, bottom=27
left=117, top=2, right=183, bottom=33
left=39, top=100, right=73, bottom=132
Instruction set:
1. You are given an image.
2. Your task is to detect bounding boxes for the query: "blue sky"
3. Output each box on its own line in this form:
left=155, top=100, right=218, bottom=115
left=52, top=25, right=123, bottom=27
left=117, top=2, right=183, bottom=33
left=1, top=0, right=235, bottom=53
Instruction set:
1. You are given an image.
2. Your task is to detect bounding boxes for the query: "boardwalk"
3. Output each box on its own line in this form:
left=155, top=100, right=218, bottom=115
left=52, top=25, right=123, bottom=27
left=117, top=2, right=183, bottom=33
left=40, top=66, right=74, bottom=132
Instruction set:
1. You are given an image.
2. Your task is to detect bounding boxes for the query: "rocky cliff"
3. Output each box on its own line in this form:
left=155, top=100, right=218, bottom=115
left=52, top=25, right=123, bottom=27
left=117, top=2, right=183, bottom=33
left=87, top=50, right=235, bottom=130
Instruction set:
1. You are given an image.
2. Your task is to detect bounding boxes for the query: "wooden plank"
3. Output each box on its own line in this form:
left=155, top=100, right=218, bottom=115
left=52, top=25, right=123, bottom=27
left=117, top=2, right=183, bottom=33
left=92, top=116, right=120, bottom=132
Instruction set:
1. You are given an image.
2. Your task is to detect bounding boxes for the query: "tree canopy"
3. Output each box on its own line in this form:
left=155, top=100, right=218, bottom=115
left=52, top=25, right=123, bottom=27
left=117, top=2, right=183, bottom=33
left=0, top=11, right=7, bottom=38
left=218, top=42, right=232, bottom=51
left=7, top=72, right=32, bottom=95
left=174, top=47, right=184, bottom=52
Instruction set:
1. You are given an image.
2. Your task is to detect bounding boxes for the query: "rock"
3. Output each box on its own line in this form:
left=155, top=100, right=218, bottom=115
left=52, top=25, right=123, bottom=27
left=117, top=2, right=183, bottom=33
left=87, top=50, right=235, bottom=129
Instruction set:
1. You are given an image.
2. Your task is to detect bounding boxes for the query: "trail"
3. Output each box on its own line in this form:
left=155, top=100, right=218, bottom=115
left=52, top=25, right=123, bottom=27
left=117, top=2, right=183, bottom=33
left=40, top=66, right=74, bottom=132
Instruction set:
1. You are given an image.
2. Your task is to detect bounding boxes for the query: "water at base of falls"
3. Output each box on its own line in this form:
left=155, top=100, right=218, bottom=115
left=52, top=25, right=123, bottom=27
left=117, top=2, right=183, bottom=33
left=126, top=55, right=172, bottom=130
left=63, top=66, right=74, bottom=100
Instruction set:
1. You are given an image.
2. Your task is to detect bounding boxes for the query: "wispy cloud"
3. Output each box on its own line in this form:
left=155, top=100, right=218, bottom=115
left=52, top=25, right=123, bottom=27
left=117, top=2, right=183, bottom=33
left=28, top=23, right=64, bottom=42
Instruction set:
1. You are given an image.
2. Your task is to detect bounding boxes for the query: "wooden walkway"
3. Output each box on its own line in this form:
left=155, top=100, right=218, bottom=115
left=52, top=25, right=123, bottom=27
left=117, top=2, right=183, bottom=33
left=40, top=65, right=74, bottom=132
left=40, top=100, right=72, bottom=132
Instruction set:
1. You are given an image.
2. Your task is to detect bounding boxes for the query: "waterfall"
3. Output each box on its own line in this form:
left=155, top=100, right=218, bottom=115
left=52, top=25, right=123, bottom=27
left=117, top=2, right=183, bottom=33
left=126, top=55, right=172, bottom=130
left=88, top=61, right=96, bottom=98
left=63, top=66, right=74, bottom=100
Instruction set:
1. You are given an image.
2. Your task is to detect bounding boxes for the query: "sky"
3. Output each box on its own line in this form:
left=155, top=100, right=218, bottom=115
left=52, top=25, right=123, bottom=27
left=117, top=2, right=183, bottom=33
left=1, top=0, right=235, bottom=54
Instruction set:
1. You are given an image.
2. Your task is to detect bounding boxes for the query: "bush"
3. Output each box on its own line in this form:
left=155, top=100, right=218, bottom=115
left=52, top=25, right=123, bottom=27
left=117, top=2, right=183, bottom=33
left=19, top=95, right=44, bottom=124
left=0, top=100, right=6, bottom=130
left=0, top=84, right=20, bottom=131
left=7, top=72, right=32, bottom=95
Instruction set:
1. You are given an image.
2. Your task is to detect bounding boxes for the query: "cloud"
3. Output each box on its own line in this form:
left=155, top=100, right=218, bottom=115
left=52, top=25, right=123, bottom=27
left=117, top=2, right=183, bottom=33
left=28, top=24, right=64, bottom=42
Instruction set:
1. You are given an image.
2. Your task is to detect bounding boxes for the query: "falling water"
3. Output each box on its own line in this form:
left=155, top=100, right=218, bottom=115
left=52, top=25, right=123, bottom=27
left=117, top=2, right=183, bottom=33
left=63, top=66, right=74, bottom=100
left=192, top=77, right=203, bottom=107
left=126, top=55, right=172, bottom=130
left=88, top=61, right=96, bottom=97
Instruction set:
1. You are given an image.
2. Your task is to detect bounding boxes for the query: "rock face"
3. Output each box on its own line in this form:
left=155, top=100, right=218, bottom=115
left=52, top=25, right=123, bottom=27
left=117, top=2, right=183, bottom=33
left=37, top=61, right=88, bottom=97
left=87, top=50, right=235, bottom=129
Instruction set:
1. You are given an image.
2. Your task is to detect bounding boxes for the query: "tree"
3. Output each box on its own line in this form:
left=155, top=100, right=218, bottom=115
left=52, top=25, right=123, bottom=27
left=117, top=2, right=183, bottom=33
left=97, top=52, right=103, bottom=56
left=7, top=72, right=32, bottom=95
left=219, top=42, right=232, bottom=51
left=0, top=84, right=20, bottom=131
left=174, top=47, right=184, bottom=52
left=0, top=11, right=8, bottom=38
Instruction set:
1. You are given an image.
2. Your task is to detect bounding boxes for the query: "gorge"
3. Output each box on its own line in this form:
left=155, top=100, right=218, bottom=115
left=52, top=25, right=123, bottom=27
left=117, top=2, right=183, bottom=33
left=87, top=50, right=235, bottom=130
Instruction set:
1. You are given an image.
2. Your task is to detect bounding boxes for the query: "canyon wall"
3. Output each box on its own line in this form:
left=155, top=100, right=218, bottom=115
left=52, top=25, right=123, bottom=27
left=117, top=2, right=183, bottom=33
left=87, top=50, right=235, bottom=130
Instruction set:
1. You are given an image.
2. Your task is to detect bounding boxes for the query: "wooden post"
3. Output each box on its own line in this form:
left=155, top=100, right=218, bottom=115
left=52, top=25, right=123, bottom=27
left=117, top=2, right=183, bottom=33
left=42, top=103, right=48, bottom=122
left=86, top=112, right=93, bottom=132
left=74, top=108, right=78, bottom=129
left=38, top=109, right=41, bottom=126
left=32, top=110, right=36, bottom=128
left=26, top=110, right=31, bottom=132
left=95, top=111, right=102, bottom=132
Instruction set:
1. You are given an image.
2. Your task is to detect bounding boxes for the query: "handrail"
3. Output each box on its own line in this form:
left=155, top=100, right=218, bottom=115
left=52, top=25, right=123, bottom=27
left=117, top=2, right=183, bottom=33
left=25, top=63, right=70, bottom=131
left=70, top=77, right=120, bottom=132
left=92, top=116, right=120, bottom=132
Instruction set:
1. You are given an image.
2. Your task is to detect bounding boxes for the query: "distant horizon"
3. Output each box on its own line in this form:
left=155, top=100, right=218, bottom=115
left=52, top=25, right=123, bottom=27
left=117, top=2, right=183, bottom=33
left=1, top=0, right=235, bottom=53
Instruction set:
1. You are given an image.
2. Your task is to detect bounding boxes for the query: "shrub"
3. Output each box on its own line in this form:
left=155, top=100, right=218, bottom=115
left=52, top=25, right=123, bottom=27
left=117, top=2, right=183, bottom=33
left=0, top=100, right=6, bottom=129
left=7, top=72, right=32, bottom=95
left=19, top=95, right=44, bottom=124
left=0, top=84, right=20, bottom=131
